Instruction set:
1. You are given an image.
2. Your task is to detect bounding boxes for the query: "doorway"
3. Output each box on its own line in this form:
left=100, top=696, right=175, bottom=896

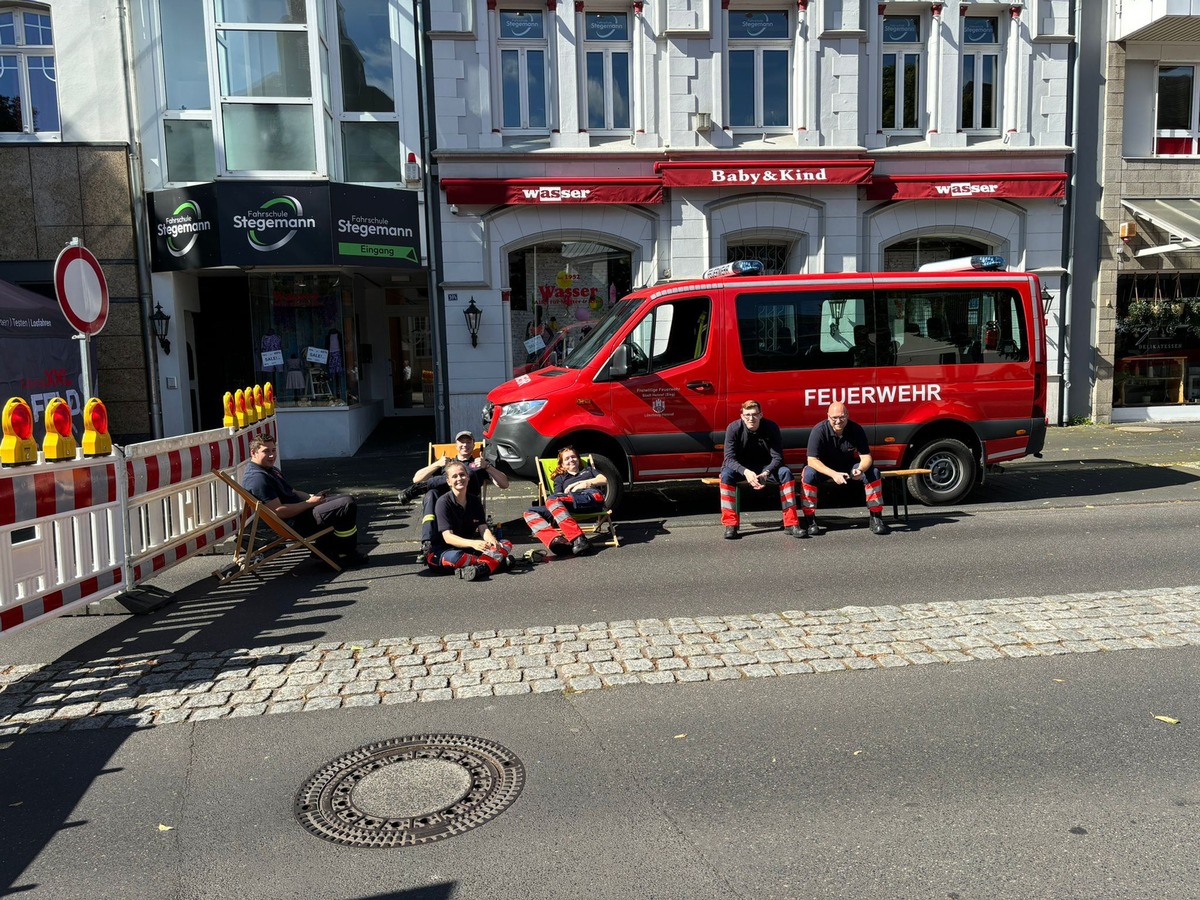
left=384, top=284, right=433, bottom=416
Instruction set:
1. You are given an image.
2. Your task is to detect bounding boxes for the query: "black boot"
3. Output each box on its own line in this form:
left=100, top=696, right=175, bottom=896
left=571, top=536, right=592, bottom=556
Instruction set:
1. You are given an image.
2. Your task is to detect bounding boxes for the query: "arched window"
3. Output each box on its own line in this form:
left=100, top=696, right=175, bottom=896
left=883, top=236, right=989, bottom=272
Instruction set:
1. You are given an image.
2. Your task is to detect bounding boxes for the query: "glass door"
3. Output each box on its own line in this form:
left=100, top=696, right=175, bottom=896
left=384, top=285, right=432, bottom=415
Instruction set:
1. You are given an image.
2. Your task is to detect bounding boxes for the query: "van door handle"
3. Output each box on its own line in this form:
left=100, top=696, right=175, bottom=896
left=686, top=380, right=713, bottom=391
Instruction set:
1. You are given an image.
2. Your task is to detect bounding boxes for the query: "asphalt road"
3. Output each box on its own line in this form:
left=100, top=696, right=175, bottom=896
left=2, top=423, right=1199, bottom=899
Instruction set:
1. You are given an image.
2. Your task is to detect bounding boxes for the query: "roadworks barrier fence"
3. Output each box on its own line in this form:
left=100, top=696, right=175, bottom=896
left=0, top=384, right=277, bottom=637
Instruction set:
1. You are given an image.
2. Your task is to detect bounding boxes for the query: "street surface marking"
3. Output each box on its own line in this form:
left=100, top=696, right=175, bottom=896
left=2, top=586, right=1199, bottom=735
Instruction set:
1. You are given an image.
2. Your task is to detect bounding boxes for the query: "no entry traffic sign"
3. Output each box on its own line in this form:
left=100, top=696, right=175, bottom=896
left=54, top=244, right=109, bottom=336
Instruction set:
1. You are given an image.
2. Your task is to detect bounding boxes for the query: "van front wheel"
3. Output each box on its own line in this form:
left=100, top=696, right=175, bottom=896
left=908, top=439, right=976, bottom=505
left=586, top=453, right=624, bottom=512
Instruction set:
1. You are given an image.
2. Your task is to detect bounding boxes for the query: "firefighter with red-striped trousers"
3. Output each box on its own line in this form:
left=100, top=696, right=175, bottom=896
left=523, top=446, right=604, bottom=556
left=720, top=399, right=803, bottom=539
left=801, top=402, right=890, bottom=536
left=427, top=460, right=514, bottom=580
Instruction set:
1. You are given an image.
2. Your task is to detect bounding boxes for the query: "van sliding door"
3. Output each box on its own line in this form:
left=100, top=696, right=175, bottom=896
left=604, top=295, right=720, bottom=479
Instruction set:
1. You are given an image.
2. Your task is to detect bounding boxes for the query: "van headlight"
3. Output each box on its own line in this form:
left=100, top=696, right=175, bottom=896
left=500, top=399, right=547, bottom=422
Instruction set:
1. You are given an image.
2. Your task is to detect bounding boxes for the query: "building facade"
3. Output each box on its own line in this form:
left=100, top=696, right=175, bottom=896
left=128, top=0, right=435, bottom=457
left=0, top=1, right=153, bottom=440
left=431, top=0, right=1078, bottom=435
left=1094, top=2, right=1200, bottom=423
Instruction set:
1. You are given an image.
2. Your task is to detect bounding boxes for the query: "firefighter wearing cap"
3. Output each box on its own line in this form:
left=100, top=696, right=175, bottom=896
left=406, top=429, right=509, bottom=558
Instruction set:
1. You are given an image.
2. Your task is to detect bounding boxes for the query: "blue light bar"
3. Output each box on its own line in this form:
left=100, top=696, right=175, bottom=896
left=918, top=255, right=1007, bottom=272
left=702, top=259, right=765, bottom=278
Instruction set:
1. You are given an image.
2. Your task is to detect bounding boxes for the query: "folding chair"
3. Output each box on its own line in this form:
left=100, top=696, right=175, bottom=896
left=536, top=456, right=620, bottom=549
left=428, top=440, right=490, bottom=508
left=212, top=470, right=342, bottom=585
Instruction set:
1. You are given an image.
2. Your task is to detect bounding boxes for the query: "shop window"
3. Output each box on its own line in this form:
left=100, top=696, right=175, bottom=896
left=726, top=8, right=791, bottom=131
left=961, top=16, right=999, bottom=133
left=498, top=9, right=549, bottom=131
left=1114, top=273, right=1200, bottom=406
left=507, top=241, right=632, bottom=366
left=249, top=273, right=359, bottom=407
left=1156, top=65, right=1199, bottom=156
left=583, top=11, right=631, bottom=132
left=0, top=5, right=59, bottom=135
left=881, top=14, right=922, bottom=132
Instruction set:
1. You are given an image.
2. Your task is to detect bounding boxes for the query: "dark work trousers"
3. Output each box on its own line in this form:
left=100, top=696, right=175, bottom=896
left=290, top=493, right=358, bottom=555
left=800, top=466, right=884, bottom=517
left=719, top=465, right=799, bottom=528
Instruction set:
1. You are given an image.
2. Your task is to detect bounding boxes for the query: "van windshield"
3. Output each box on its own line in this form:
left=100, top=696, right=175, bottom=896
left=562, top=298, right=644, bottom=369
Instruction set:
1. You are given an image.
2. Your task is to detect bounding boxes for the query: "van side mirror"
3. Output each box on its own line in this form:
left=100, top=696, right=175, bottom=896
left=608, top=344, right=629, bottom=378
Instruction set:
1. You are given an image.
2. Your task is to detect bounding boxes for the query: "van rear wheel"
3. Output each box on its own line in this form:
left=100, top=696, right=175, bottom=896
left=908, top=439, right=976, bottom=505
left=586, top=453, right=624, bottom=512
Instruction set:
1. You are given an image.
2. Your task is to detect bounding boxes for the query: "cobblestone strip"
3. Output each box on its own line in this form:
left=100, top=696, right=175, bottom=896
left=3, top=587, right=1200, bottom=735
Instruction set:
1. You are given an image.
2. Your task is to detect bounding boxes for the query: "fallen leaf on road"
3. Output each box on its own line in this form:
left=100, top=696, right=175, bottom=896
left=1154, top=715, right=1181, bottom=725
left=853, top=750, right=864, bottom=756
left=157, top=824, right=174, bottom=831
left=1053, top=679, right=1066, bottom=683
left=351, top=645, right=364, bottom=652
left=9, top=801, right=22, bottom=807
left=674, top=733, right=687, bottom=740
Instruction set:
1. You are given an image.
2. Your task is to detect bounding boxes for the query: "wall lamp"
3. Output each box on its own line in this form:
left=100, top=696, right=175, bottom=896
left=149, top=303, right=171, bottom=354
left=829, top=298, right=847, bottom=336
left=463, top=297, right=482, bottom=348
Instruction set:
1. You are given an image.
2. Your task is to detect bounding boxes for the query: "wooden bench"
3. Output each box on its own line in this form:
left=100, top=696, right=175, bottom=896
left=879, top=468, right=932, bottom=522
left=701, top=469, right=933, bottom=522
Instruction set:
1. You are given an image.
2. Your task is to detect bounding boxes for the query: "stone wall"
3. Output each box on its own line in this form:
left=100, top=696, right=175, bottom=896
left=0, top=143, right=149, bottom=441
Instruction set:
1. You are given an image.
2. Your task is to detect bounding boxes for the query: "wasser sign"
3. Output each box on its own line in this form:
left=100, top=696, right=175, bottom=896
left=148, top=182, right=420, bottom=271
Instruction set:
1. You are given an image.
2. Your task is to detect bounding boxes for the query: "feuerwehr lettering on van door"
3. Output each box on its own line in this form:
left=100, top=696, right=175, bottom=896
left=804, top=385, right=943, bottom=406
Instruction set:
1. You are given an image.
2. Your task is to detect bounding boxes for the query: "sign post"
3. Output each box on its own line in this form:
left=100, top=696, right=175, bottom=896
left=53, top=239, right=110, bottom=400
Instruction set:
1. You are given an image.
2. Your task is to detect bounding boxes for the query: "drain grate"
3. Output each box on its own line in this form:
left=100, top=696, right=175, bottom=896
left=294, top=733, right=525, bottom=848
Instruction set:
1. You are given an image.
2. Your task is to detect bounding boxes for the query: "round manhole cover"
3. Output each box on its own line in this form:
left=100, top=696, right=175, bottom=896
left=295, top=734, right=525, bottom=848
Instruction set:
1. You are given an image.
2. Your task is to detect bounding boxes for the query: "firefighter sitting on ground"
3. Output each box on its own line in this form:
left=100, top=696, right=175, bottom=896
left=523, top=446, right=605, bottom=557
left=400, top=429, right=509, bottom=559
left=426, top=460, right=515, bottom=580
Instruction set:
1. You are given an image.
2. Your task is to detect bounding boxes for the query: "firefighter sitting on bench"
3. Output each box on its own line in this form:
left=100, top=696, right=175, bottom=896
left=801, top=401, right=890, bottom=536
left=720, top=399, right=803, bottom=540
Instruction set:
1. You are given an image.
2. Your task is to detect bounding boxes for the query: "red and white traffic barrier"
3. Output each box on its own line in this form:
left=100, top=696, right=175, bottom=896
left=123, top=420, right=274, bottom=583
left=0, top=416, right=275, bottom=637
left=0, top=456, right=126, bottom=636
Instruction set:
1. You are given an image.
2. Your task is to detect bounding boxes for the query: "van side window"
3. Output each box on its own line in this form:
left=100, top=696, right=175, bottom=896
left=881, top=288, right=1028, bottom=366
left=736, top=290, right=872, bottom=371
left=622, top=296, right=712, bottom=376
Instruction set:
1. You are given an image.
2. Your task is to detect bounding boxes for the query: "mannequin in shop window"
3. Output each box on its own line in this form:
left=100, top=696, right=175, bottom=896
left=285, top=353, right=305, bottom=401
left=261, top=329, right=283, bottom=378
left=326, top=329, right=344, bottom=403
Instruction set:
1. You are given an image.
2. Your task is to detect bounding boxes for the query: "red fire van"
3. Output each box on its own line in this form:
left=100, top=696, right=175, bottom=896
left=483, top=258, right=1047, bottom=508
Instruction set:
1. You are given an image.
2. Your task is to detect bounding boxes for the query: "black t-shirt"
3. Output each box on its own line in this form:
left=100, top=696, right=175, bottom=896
left=433, top=491, right=486, bottom=550
left=242, top=463, right=301, bottom=513
left=553, top=465, right=599, bottom=494
left=806, top=419, right=869, bottom=471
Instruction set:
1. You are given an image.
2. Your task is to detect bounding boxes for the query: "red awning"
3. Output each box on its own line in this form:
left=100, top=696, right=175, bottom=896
left=440, top=177, right=663, bottom=205
left=655, top=159, right=874, bottom=188
left=866, top=172, right=1067, bottom=201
